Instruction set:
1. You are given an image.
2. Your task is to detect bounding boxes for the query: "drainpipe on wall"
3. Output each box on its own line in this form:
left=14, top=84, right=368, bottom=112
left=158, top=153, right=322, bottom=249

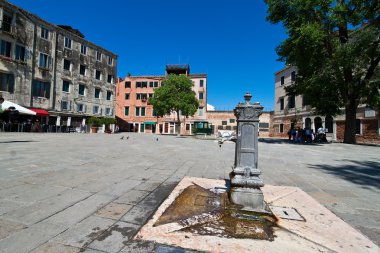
left=52, top=32, right=58, bottom=110
left=30, top=22, right=37, bottom=107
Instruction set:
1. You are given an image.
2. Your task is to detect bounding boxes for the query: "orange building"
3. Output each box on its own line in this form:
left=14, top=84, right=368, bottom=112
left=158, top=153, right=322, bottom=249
left=115, top=64, right=208, bottom=134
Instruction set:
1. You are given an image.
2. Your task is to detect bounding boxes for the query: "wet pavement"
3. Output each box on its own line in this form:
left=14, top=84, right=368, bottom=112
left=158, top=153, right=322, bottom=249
left=0, top=133, right=379, bottom=252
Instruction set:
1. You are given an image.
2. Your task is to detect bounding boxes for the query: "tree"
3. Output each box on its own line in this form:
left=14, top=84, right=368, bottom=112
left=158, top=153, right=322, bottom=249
left=265, top=0, right=380, bottom=143
left=149, top=74, right=199, bottom=134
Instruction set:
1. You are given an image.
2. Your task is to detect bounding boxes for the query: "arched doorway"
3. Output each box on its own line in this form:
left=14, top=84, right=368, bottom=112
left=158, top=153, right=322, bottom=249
left=325, top=116, right=333, bottom=133
left=305, top=118, right=311, bottom=129
left=314, top=117, right=322, bottom=131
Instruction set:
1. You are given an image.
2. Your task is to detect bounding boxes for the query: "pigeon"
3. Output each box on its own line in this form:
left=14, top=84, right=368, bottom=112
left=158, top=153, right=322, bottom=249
left=156, top=138, right=158, bottom=141
left=126, top=136, right=129, bottom=140
left=120, top=136, right=124, bottom=140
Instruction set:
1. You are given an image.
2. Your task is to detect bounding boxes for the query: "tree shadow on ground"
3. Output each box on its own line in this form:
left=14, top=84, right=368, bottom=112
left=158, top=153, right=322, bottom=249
left=308, top=160, right=380, bottom=190
left=0, top=140, right=35, bottom=143
left=258, top=138, right=324, bottom=146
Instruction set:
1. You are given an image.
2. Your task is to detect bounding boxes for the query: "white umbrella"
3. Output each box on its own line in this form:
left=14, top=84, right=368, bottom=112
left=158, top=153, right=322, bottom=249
left=1, top=100, right=36, bottom=115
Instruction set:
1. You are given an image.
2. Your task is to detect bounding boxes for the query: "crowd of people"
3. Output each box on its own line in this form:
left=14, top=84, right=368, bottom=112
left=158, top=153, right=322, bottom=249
left=287, top=126, right=328, bottom=143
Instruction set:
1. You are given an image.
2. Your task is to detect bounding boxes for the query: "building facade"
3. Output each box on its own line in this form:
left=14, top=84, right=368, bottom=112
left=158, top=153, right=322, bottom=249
left=115, top=64, right=207, bottom=135
left=271, top=65, right=380, bottom=144
left=0, top=1, right=117, bottom=129
left=207, top=110, right=273, bottom=137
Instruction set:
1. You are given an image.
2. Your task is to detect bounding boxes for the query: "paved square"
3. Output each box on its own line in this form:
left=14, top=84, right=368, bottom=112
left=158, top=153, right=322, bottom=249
left=0, top=133, right=379, bottom=252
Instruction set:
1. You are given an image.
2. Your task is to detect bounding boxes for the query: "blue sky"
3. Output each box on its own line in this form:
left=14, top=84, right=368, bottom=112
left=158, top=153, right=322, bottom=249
left=10, top=0, right=287, bottom=111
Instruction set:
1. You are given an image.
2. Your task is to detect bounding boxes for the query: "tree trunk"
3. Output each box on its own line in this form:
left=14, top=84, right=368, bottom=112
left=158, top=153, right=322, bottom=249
left=343, top=100, right=358, bottom=144
left=176, top=110, right=181, bottom=135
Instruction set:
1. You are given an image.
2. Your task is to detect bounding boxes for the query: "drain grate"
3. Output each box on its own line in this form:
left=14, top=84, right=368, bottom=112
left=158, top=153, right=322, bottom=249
left=269, top=206, right=305, bottom=221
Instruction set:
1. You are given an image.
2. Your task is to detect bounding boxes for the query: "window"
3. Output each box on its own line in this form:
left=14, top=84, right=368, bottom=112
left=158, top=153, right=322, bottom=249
left=199, top=92, right=204, bottom=100
left=79, top=65, right=86, bottom=76
left=226, top=126, right=232, bottom=130
left=63, top=59, right=71, bottom=71
left=77, top=104, right=85, bottom=112
left=148, top=93, right=153, bottom=98
left=142, top=82, right=147, bottom=88
left=106, top=91, right=112, bottom=100
left=105, top=107, right=112, bottom=116
left=355, top=119, right=361, bottom=135
left=64, top=37, right=72, bottom=49
left=259, top=123, right=269, bottom=128
left=32, top=80, right=50, bottom=98
left=62, top=80, right=70, bottom=92
left=136, top=82, right=142, bottom=88
left=124, top=106, right=129, bottom=116
left=125, top=93, right=130, bottom=100
left=200, top=80, right=204, bottom=87
left=61, top=100, right=70, bottom=110
left=222, top=121, right=227, bottom=125
left=108, top=56, right=113, bottom=66
left=41, top=27, right=49, bottom=39
left=218, top=125, right=223, bottom=130
left=0, top=73, right=15, bottom=93
left=291, top=71, right=296, bottom=82
left=15, top=45, right=26, bottom=62
left=96, top=51, right=102, bottom=61
left=279, top=123, right=284, bottom=133
left=154, top=81, right=158, bottom=88
left=107, top=74, right=113, bottom=83
left=0, top=40, right=11, bottom=57
left=288, top=96, right=295, bottom=109
left=229, top=119, right=235, bottom=123
left=325, top=116, right=333, bottom=133
left=152, top=109, right=157, bottom=116
left=136, top=93, right=141, bottom=100
left=302, top=95, right=310, bottom=106
left=39, top=53, right=51, bottom=69
left=80, top=44, right=87, bottom=55
left=198, top=107, right=204, bottom=116
left=2, top=12, right=12, bottom=33
left=93, top=105, right=99, bottom=114
left=280, top=97, right=284, bottom=110
left=95, top=70, right=101, bottom=80
left=135, top=107, right=140, bottom=116
left=135, top=107, right=146, bottom=116
left=281, top=76, right=285, bottom=86
left=94, top=88, right=101, bottom=99
left=78, top=84, right=85, bottom=96
left=149, top=81, right=153, bottom=87
left=125, top=81, right=131, bottom=88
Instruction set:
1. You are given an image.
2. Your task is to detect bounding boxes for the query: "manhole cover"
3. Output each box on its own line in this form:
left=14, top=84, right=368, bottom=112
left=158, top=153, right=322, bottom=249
left=269, top=206, right=305, bottom=221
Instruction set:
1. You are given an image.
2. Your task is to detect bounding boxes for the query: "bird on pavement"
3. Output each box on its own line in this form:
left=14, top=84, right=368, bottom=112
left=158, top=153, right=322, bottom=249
left=156, top=138, right=158, bottom=141
left=120, top=136, right=124, bottom=140
left=126, top=136, right=129, bottom=140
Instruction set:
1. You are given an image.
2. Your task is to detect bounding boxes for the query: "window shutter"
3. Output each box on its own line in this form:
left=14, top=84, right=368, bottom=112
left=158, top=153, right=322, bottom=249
left=48, top=56, right=52, bottom=70
left=110, top=108, right=113, bottom=116
left=84, top=104, right=87, bottom=113
left=69, top=101, right=72, bottom=111
left=99, top=107, right=102, bottom=115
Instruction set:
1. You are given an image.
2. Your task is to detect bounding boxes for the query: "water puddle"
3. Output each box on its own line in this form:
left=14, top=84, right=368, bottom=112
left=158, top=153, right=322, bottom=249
left=154, top=183, right=277, bottom=240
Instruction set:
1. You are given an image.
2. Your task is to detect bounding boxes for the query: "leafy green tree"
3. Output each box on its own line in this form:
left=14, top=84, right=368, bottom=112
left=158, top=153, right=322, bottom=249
left=265, top=0, right=380, bottom=143
left=149, top=74, right=199, bottom=133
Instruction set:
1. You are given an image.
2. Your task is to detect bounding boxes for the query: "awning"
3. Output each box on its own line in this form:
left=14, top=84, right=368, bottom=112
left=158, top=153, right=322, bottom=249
left=1, top=100, right=36, bottom=115
left=29, top=108, right=49, bottom=116
left=144, top=121, right=157, bottom=125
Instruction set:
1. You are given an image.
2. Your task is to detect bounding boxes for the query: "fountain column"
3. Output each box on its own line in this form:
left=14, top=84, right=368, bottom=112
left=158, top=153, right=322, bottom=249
left=229, top=92, right=265, bottom=212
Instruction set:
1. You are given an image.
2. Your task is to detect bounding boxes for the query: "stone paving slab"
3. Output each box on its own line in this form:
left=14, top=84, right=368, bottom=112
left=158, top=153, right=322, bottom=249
left=0, top=133, right=379, bottom=252
left=51, top=215, right=115, bottom=249
left=87, top=221, right=140, bottom=253
left=136, top=177, right=379, bottom=253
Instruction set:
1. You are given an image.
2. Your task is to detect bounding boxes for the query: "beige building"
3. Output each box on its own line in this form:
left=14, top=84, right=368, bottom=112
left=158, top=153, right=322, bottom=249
left=207, top=110, right=273, bottom=137
left=272, top=65, right=380, bottom=144
left=0, top=1, right=117, bottom=130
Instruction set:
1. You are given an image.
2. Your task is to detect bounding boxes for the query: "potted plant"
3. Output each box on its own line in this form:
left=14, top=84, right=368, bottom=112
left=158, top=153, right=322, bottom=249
left=102, top=117, right=117, bottom=133
left=88, top=116, right=101, bottom=133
